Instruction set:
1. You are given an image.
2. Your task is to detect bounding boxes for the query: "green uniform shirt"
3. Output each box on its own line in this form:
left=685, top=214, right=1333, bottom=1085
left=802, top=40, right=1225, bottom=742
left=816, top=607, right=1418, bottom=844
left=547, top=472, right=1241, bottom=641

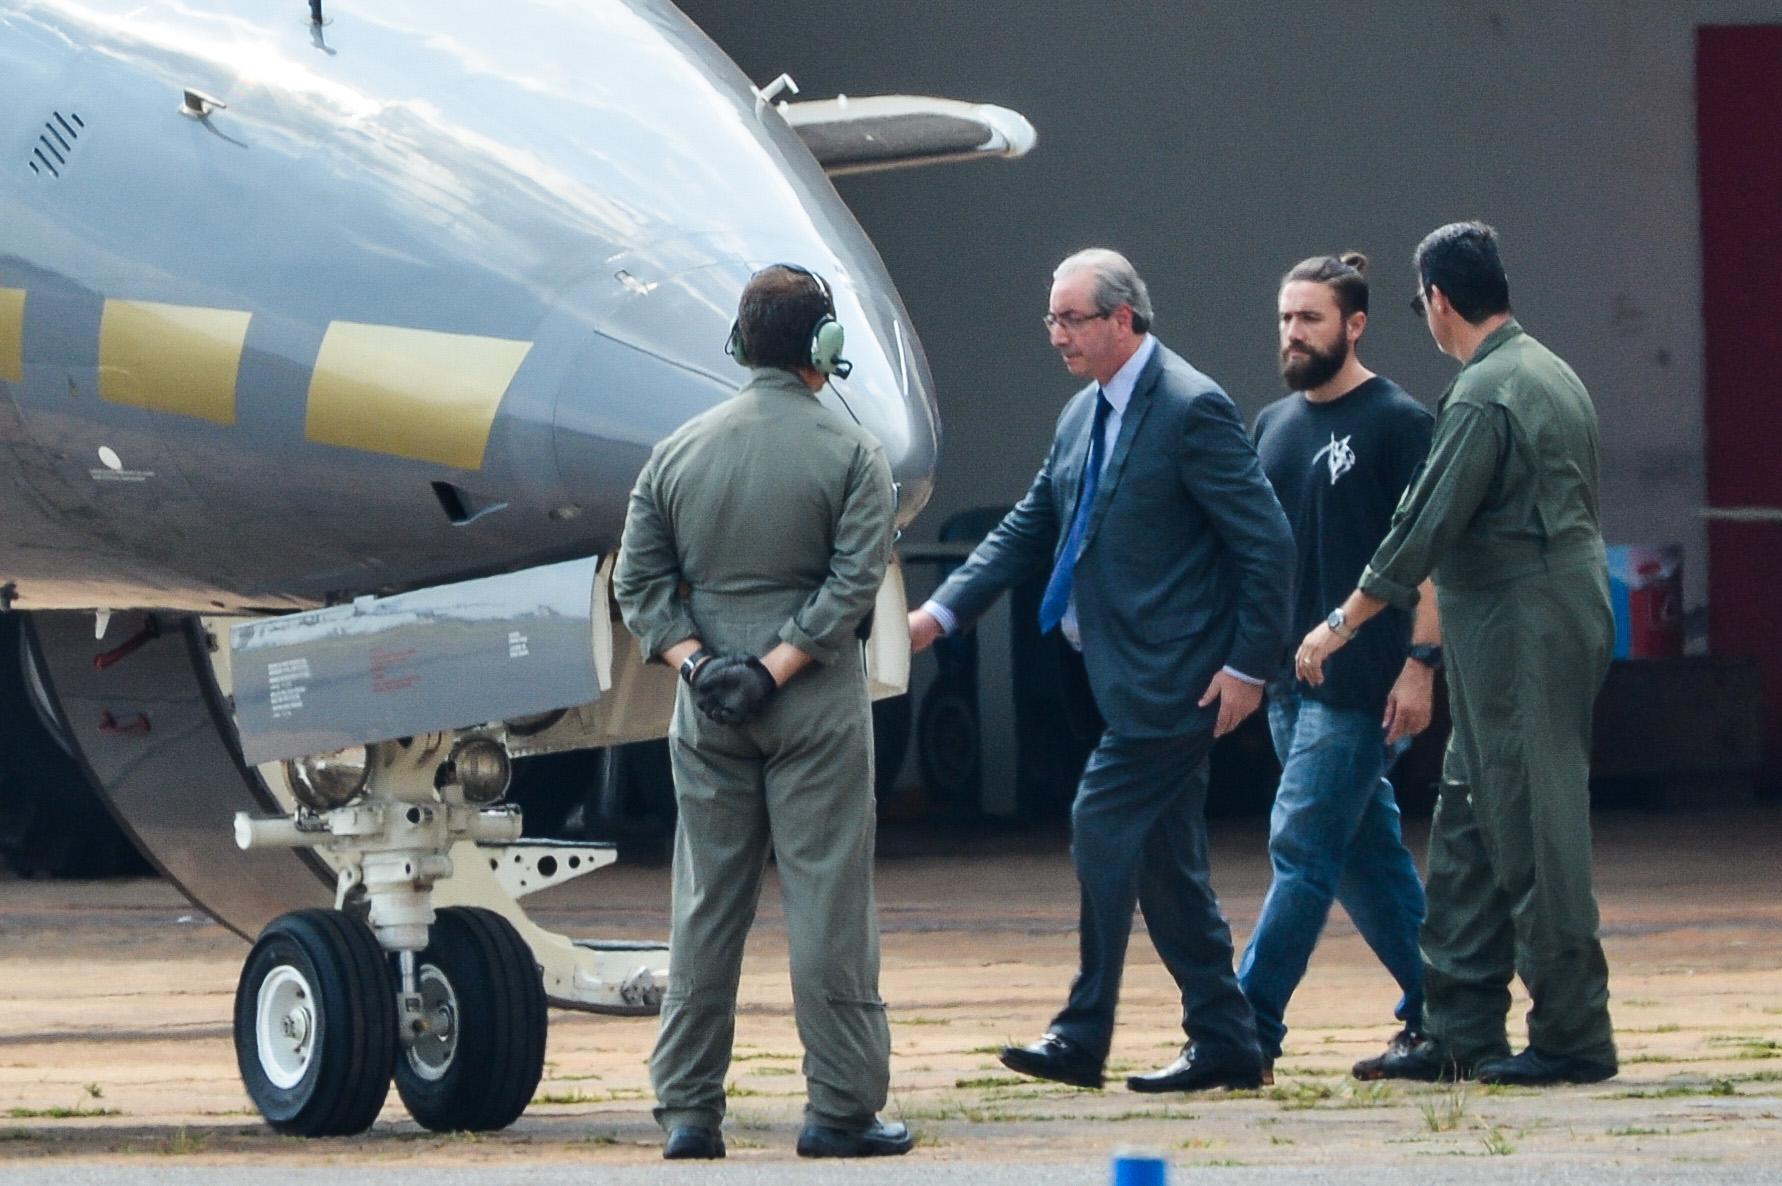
left=614, top=367, right=896, bottom=665
left=1360, top=320, right=1605, bottom=608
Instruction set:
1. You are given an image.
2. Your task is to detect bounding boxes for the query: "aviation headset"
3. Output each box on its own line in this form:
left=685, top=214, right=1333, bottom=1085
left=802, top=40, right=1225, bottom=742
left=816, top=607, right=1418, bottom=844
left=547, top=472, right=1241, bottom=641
left=725, top=264, right=853, bottom=379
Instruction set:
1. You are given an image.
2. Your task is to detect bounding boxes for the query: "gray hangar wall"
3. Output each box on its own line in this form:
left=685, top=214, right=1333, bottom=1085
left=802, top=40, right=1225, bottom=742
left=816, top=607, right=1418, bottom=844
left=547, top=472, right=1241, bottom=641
left=679, top=0, right=1782, bottom=611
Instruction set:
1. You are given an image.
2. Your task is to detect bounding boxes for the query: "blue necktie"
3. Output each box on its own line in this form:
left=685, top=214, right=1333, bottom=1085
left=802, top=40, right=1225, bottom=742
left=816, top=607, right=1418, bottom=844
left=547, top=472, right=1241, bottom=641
left=1038, top=391, right=1112, bottom=635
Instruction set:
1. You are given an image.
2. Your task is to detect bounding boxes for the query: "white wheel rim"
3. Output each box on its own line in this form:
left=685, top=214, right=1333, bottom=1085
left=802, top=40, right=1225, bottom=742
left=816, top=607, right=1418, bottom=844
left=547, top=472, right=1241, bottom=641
left=405, top=964, right=459, bottom=1082
left=256, top=964, right=318, bottom=1089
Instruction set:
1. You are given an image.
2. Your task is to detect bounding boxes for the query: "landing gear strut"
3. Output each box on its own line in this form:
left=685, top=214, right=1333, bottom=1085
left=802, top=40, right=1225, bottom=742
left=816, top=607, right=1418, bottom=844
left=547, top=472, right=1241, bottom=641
left=231, top=731, right=547, bottom=1134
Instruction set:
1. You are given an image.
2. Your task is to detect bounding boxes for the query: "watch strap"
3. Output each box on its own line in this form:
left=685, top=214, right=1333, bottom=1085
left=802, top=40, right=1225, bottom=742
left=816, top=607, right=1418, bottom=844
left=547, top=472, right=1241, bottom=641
left=679, top=647, right=713, bottom=684
left=1407, top=643, right=1444, bottom=671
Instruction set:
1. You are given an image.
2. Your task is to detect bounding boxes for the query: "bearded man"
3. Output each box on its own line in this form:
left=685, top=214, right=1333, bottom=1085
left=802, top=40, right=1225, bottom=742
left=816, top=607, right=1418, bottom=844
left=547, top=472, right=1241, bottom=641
left=1243, top=253, right=1442, bottom=1080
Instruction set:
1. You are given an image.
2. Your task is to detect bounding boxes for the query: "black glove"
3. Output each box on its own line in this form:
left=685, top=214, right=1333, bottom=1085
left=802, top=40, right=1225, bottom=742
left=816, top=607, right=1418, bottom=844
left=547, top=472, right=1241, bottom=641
left=691, top=654, right=778, bottom=726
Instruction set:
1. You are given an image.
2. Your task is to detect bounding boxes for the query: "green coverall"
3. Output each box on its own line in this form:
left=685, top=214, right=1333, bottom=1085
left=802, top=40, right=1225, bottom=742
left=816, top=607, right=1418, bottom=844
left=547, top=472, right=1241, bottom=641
left=613, top=367, right=898, bottom=1132
left=1359, top=320, right=1616, bottom=1068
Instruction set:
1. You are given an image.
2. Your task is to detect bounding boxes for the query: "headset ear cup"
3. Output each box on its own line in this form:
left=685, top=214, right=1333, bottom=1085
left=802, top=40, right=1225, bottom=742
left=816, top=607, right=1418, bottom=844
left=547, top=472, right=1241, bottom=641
left=726, top=322, right=749, bottom=367
left=809, top=317, right=847, bottom=375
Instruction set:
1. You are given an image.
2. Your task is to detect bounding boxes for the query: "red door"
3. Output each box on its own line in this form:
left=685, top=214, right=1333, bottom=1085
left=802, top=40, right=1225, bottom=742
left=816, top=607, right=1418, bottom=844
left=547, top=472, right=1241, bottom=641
left=1699, top=26, right=1782, bottom=780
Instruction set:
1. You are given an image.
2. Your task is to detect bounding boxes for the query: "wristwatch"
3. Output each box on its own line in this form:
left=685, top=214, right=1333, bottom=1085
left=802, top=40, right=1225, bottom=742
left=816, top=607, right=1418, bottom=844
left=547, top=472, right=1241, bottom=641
left=1326, top=607, right=1355, bottom=641
left=1407, top=643, right=1444, bottom=671
left=679, top=647, right=713, bottom=684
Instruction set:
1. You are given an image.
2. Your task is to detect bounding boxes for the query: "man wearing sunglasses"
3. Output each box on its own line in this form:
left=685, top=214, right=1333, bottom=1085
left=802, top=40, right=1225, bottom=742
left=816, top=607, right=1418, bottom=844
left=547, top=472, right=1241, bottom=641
left=909, top=248, right=1295, bottom=1094
left=1297, top=222, right=1617, bottom=1087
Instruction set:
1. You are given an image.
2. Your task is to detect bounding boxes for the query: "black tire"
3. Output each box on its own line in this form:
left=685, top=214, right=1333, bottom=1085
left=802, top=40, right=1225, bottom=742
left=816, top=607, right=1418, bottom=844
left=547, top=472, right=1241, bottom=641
left=917, top=688, right=979, bottom=809
left=393, top=906, right=547, bottom=1132
left=234, top=909, right=396, bottom=1136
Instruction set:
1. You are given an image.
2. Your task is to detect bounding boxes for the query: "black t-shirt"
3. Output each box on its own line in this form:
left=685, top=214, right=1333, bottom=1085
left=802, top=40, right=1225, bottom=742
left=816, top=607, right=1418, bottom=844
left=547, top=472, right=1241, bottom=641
left=1252, top=376, right=1434, bottom=714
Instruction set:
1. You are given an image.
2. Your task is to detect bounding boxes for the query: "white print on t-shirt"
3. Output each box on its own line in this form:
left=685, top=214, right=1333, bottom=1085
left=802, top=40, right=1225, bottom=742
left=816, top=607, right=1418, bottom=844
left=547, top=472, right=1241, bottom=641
left=1312, top=433, right=1356, bottom=485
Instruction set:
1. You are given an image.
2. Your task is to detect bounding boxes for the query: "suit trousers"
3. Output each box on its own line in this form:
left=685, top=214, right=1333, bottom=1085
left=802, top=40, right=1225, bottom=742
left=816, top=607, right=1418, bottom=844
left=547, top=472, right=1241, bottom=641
left=1421, top=566, right=1615, bottom=1068
left=650, top=650, right=891, bottom=1132
left=1048, top=726, right=1262, bottom=1062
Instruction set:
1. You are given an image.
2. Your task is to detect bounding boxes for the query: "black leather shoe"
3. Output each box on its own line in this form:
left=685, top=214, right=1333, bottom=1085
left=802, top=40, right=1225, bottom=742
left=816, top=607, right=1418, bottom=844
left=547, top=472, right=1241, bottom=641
left=663, top=1125, right=725, bottom=1159
left=1476, top=1047, right=1617, bottom=1086
left=998, top=1032, right=1104, bottom=1089
left=1126, top=1042, right=1266, bottom=1093
left=1351, top=1029, right=1460, bottom=1082
left=796, top=1118, right=914, bottom=1158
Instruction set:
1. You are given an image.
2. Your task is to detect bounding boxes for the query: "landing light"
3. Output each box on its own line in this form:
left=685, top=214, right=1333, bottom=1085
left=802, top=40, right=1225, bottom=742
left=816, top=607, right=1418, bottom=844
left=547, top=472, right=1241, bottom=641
left=286, top=746, right=371, bottom=811
left=446, top=737, right=511, bottom=805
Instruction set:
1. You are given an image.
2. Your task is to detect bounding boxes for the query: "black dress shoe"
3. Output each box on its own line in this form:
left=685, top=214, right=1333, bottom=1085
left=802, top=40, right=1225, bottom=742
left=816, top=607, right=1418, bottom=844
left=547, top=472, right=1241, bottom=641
left=663, top=1125, right=725, bottom=1160
left=1475, top=1047, right=1617, bottom=1086
left=1354, top=1025, right=1454, bottom=1082
left=998, top=1032, right=1104, bottom=1089
left=1127, top=1042, right=1265, bottom=1093
left=796, top=1118, right=914, bottom=1158
left=1351, top=1029, right=1461, bottom=1082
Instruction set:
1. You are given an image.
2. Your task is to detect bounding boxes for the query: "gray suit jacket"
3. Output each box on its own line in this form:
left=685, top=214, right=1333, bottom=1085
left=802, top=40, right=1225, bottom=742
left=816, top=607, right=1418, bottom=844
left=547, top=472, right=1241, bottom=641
left=933, top=344, right=1294, bottom=739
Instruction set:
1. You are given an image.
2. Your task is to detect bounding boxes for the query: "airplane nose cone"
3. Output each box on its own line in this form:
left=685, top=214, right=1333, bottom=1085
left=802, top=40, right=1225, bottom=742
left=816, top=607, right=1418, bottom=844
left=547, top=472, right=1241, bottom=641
left=819, top=270, right=939, bottom=525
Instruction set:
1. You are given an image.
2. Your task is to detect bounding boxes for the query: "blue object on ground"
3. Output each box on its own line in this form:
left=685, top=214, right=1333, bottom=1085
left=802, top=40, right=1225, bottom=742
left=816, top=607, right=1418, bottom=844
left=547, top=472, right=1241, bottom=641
left=1111, top=1152, right=1167, bottom=1186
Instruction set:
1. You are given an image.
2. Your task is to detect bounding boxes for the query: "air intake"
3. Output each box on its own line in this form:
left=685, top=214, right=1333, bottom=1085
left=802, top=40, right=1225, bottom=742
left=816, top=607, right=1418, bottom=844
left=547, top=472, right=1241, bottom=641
left=28, top=111, right=83, bottom=178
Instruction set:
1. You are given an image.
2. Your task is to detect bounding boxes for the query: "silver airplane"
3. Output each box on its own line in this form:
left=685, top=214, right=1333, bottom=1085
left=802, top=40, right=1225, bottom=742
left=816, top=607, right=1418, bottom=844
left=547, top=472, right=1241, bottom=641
left=0, top=0, right=1033, bottom=1136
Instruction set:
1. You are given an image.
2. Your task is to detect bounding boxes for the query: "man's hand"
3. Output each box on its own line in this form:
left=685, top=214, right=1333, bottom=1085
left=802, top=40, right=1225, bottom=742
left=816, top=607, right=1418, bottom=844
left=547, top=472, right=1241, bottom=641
left=1295, top=622, right=1346, bottom=687
left=1383, top=659, right=1436, bottom=747
left=1199, top=670, right=1263, bottom=738
left=908, top=608, right=944, bottom=654
left=691, top=654, right=778, bottom=726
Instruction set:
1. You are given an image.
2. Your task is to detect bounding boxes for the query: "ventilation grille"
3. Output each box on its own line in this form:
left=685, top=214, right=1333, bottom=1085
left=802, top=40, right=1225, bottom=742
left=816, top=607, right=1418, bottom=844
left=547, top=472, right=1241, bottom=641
left=28, top=111, right=84, bottom=178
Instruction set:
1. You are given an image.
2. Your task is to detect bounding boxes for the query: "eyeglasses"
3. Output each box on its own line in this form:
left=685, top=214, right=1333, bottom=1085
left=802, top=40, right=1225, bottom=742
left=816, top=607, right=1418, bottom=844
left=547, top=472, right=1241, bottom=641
left=1043, top=309, right=1112, bottom=331
left=1409, top=288, right=1428, bottom=318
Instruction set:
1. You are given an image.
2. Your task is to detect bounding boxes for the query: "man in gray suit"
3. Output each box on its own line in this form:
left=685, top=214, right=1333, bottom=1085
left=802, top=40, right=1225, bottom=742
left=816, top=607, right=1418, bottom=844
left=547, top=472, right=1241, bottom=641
left=908, top=249, right=1295, bottom=1092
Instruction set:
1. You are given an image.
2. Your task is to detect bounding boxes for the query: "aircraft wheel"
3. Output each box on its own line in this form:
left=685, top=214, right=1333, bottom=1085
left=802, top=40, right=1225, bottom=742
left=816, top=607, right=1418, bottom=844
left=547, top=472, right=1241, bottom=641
left=394, top=906, right=547, bottom=1132
left=234, top=909, right=396, bottom=1136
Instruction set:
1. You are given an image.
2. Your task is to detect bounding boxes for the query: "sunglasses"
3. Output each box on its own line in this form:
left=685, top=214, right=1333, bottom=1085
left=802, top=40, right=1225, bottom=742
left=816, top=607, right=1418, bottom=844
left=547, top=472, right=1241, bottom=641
left=1409, top=288, right=1428, bottom=318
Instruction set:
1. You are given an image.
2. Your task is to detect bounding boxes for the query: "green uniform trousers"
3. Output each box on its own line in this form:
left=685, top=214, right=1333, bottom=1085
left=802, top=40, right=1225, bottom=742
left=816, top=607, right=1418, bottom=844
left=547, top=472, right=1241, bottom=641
left=1423, top=561, right=1616, bottom=1068
left=650, top=646, right=890, bottom=1132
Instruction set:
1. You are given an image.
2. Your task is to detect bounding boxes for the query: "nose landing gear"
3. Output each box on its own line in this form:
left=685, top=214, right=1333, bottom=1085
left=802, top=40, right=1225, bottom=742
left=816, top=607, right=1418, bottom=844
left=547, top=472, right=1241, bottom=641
left=231, top=732, right=548, bottom=1135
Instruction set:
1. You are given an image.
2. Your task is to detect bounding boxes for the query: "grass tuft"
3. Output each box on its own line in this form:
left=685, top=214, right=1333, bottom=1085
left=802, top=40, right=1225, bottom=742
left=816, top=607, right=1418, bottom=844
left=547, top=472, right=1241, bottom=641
left=1418, top=1083, right=1471, bottom=1132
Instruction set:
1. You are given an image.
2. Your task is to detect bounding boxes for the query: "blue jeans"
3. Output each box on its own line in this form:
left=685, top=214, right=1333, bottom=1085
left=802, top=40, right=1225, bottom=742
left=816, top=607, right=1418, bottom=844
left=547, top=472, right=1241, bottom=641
left=1236, top=691, right=1427, bottom=1061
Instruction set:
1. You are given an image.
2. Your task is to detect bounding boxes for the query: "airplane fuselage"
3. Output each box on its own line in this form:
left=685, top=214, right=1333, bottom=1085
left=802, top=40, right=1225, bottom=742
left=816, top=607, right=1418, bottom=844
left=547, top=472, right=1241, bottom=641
left=0, top=0, right=939, bottom=612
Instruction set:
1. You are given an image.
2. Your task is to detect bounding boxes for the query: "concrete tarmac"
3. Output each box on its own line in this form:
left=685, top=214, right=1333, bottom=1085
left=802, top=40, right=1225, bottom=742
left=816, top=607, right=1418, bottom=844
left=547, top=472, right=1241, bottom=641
left=0, top=1168, right=1780, bottom=1186
left=3, top=802, right=1781, bottom=1183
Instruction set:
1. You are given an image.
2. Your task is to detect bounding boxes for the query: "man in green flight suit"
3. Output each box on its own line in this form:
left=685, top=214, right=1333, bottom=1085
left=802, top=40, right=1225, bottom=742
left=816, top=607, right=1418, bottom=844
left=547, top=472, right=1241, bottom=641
left=614, top=264, right=910, bottom=1158
left=1295, top=222, right=1617, bottom=1087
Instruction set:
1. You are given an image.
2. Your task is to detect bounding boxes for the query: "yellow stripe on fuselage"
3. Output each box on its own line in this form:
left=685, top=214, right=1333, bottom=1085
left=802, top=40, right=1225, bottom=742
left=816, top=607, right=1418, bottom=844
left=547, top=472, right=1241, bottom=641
left=99, top=299, right=251, bottom=425
left=304, top=322, right=532, bottom=470
left=0, top=288, right=24, bottom=383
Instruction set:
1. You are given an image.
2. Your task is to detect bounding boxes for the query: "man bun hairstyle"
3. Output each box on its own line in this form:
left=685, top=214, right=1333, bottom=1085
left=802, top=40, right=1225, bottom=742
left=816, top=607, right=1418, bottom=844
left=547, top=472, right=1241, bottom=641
left=1282, top=251, right=1370, bottom=319
left=737, top=265, right=833, bottom=370
left=1055, top=247, right=1153, bottom=334
left=1413, top=221, right=1511, bottom=324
